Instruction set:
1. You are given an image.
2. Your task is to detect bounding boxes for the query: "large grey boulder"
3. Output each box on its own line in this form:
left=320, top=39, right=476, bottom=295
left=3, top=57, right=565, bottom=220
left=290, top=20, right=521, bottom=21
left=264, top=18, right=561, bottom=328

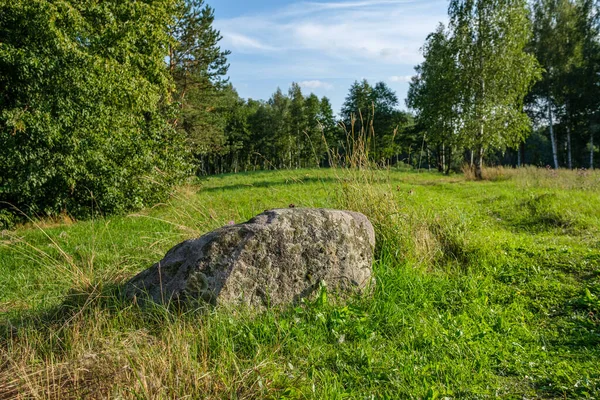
left=124, top=208, right=375, bottom=309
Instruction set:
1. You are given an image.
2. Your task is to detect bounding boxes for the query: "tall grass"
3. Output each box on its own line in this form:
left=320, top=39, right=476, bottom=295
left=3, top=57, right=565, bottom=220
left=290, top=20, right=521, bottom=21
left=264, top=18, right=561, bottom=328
left=462, top=164, right=600, bottom=190
left=331, top=115, right=474, bottom=271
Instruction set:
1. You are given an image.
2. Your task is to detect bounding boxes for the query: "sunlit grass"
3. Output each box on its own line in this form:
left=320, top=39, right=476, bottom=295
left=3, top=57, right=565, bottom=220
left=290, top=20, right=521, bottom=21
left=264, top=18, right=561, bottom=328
left=1, top=167, right=599, bottom=398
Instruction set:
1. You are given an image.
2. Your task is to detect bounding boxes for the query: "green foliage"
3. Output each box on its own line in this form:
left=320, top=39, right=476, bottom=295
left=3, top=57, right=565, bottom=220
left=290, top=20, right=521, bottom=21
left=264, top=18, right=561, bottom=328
left=195, top=83, right=350, bottom=174
left=341, top=80, right=413, bottom=163
left=407, top=24, right=461, bottom=173
left=319, top=97, right=341, bottom=153
left=169, top=0, right=231, bottom=166
left=529, top=0, right=600, bottom=169
left=410, top=0, right=546, bottom=176
left=0, top=209, right=16, bottom=230
left=304, top=93, right=326, bottom=165
left=450, top=0, right=542, bottom=176
left=0, top=0, right=189, bottom=218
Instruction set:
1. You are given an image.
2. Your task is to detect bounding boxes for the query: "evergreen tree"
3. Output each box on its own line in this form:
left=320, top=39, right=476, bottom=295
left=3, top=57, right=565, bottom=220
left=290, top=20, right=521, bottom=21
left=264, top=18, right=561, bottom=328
left=341, top=79, right=402, bottom=163
left=341, top=79, right=374, bottom=134
left=268, top=88, right=292, bottom=168
left=319, top=97, right=341, bottom=165
left=169, top=0, right=231, bottom=169
left=288, top=83, right=305, bottom=167
left=304, top=93, right=324, bottom=167
left=246, top=100, right=275, bottom=169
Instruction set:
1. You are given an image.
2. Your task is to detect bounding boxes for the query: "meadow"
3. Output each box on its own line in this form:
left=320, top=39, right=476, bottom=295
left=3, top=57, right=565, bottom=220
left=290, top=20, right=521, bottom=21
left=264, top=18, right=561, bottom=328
left=1, top=167, right=599, bottom=399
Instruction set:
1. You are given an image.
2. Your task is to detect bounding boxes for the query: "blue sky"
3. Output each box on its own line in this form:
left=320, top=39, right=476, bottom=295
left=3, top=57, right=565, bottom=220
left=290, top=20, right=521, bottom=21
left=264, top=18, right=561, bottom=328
left=209, top=0, right=449, bottom=114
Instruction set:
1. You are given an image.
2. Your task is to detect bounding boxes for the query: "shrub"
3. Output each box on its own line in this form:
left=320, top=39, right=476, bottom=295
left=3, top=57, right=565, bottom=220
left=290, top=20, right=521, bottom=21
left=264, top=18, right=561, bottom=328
left=0, top=0, right=189, bottom=219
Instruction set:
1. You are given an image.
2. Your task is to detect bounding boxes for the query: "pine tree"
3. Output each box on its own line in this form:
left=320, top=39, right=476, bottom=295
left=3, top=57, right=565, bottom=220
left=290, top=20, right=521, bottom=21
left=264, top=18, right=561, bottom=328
left=268, top=88, right=292, bottom=168
left=319, top=97, right=341, bottom=165
left=304, top=93, right=324, bottom=167
left=341, top=79, right=401, bottom=163
left=169, top=0, right=231, bottom=168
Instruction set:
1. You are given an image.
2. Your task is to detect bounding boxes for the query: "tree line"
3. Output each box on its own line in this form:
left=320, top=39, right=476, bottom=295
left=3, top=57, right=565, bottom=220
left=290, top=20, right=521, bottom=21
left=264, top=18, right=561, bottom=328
left=1, top=0, right=599, bottom=223
left=192, top=80, right=417, bottom=176
left=189, top=0, right=599, bottom=180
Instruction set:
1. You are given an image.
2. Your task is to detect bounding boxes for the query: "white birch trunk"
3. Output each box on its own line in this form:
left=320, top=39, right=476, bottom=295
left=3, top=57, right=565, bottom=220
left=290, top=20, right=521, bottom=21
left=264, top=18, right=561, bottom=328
left=549, top=103, right=558, bottom=169
left=442, top=143, right=446, bottom=172
left=567, top=125, right=572, bottom=170
left=591, top=132, right=595, bottom=170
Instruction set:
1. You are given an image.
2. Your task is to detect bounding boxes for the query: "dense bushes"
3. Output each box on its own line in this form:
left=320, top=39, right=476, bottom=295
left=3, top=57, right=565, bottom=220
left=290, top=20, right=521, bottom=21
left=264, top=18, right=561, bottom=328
left=0, top=0, right=189, bottom=220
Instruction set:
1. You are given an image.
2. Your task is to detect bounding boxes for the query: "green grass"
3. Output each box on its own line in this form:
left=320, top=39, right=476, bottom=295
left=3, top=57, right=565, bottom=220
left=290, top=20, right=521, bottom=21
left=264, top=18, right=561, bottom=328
left=1, top=167, right=599, bottom=398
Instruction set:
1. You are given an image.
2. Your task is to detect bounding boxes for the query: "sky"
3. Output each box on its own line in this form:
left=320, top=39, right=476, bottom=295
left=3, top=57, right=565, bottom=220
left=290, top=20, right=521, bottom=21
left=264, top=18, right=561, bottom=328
left=209, top=0, right=449, bottom=114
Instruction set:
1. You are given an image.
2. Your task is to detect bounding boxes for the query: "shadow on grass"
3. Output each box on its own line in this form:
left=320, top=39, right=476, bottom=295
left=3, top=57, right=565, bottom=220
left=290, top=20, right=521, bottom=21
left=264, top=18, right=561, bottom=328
left=0, top=279, right=203, bottom=349
left=0, top=278, right=203, bottom=399
left=481, top=193, right=592, bottom=235
left=199, top=176, right=340, bottom=194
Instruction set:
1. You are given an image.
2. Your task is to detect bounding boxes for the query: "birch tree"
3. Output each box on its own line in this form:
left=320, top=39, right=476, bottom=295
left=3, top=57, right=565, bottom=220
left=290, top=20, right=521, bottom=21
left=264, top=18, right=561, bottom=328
left=449, top=0, right=542, bottom=178
left=169, top=0, right=231, bottom=165
left=530, top=0, right=585, bottom=169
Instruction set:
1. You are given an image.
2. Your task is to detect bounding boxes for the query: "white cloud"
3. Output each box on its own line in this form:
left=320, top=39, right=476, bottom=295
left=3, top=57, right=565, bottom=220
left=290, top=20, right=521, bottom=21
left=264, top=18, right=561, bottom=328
left=224, top=33, right=277, bottom=52
left=215, top=0, right=448, bottom=109
left=272, top=0, right=420, bottom=18
left=216, top=0, right=447, bottom=66
left=299, top=80, right=334, bottom=90
left=299, top=0, right=418, bottom=12
left=389, top=75, right=413, bottom=83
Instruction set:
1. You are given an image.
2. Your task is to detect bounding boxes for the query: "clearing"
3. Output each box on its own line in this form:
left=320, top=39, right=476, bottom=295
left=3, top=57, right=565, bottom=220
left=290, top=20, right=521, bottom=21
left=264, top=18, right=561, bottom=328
left=1, top=168, right=599, bottom=398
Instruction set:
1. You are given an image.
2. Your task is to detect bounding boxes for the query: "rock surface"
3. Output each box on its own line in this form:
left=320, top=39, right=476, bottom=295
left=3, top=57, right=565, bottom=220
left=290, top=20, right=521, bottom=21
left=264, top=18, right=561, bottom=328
left=124, top=208, right=375, bottom=309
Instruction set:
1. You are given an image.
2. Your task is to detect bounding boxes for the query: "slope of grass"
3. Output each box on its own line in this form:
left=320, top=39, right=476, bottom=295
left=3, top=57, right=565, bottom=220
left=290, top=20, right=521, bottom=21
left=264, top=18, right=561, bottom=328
left=1, top=167, right=599, bottom=398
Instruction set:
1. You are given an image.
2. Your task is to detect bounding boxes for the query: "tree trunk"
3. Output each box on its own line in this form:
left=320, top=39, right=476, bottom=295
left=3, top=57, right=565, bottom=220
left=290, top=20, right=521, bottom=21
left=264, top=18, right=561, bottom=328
left=427, top=148, right=431, bottom=171
left=567, top=125, right=572, bottom=170
left=169, top=44, right=175, bottom=73
left=474, top=118, right=485, bottom=180
left=566, top=101, right=572, bottom=170
left=591, top=131, right=595, bottom=169
left=475, top=146, right=484, bottom=180
left=442, top=143, right=446, bottom=173
left=517, top=145, right=521, bottom=167
left=549, top=103, right=559, bottom=169
left=288, top=135, right=292, bottom=169
left=445, top=146, right=452, bottom=175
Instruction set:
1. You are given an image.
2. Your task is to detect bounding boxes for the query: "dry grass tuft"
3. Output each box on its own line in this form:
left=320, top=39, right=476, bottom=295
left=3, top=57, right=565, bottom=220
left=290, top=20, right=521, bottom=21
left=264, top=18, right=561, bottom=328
left=330, top=115, right=473, bottom=271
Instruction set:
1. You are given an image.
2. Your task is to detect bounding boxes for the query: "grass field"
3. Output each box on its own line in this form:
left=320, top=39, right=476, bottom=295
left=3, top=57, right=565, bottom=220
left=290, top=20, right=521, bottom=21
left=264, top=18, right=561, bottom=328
left=1, top=167, right=599, bottom=399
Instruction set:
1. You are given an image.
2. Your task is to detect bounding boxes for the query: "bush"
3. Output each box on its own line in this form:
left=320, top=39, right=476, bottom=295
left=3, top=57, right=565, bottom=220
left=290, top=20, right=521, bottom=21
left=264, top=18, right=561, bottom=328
left=0, top=0, right=189, bottom=219
left=0, top=208, right=16, bottom=230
